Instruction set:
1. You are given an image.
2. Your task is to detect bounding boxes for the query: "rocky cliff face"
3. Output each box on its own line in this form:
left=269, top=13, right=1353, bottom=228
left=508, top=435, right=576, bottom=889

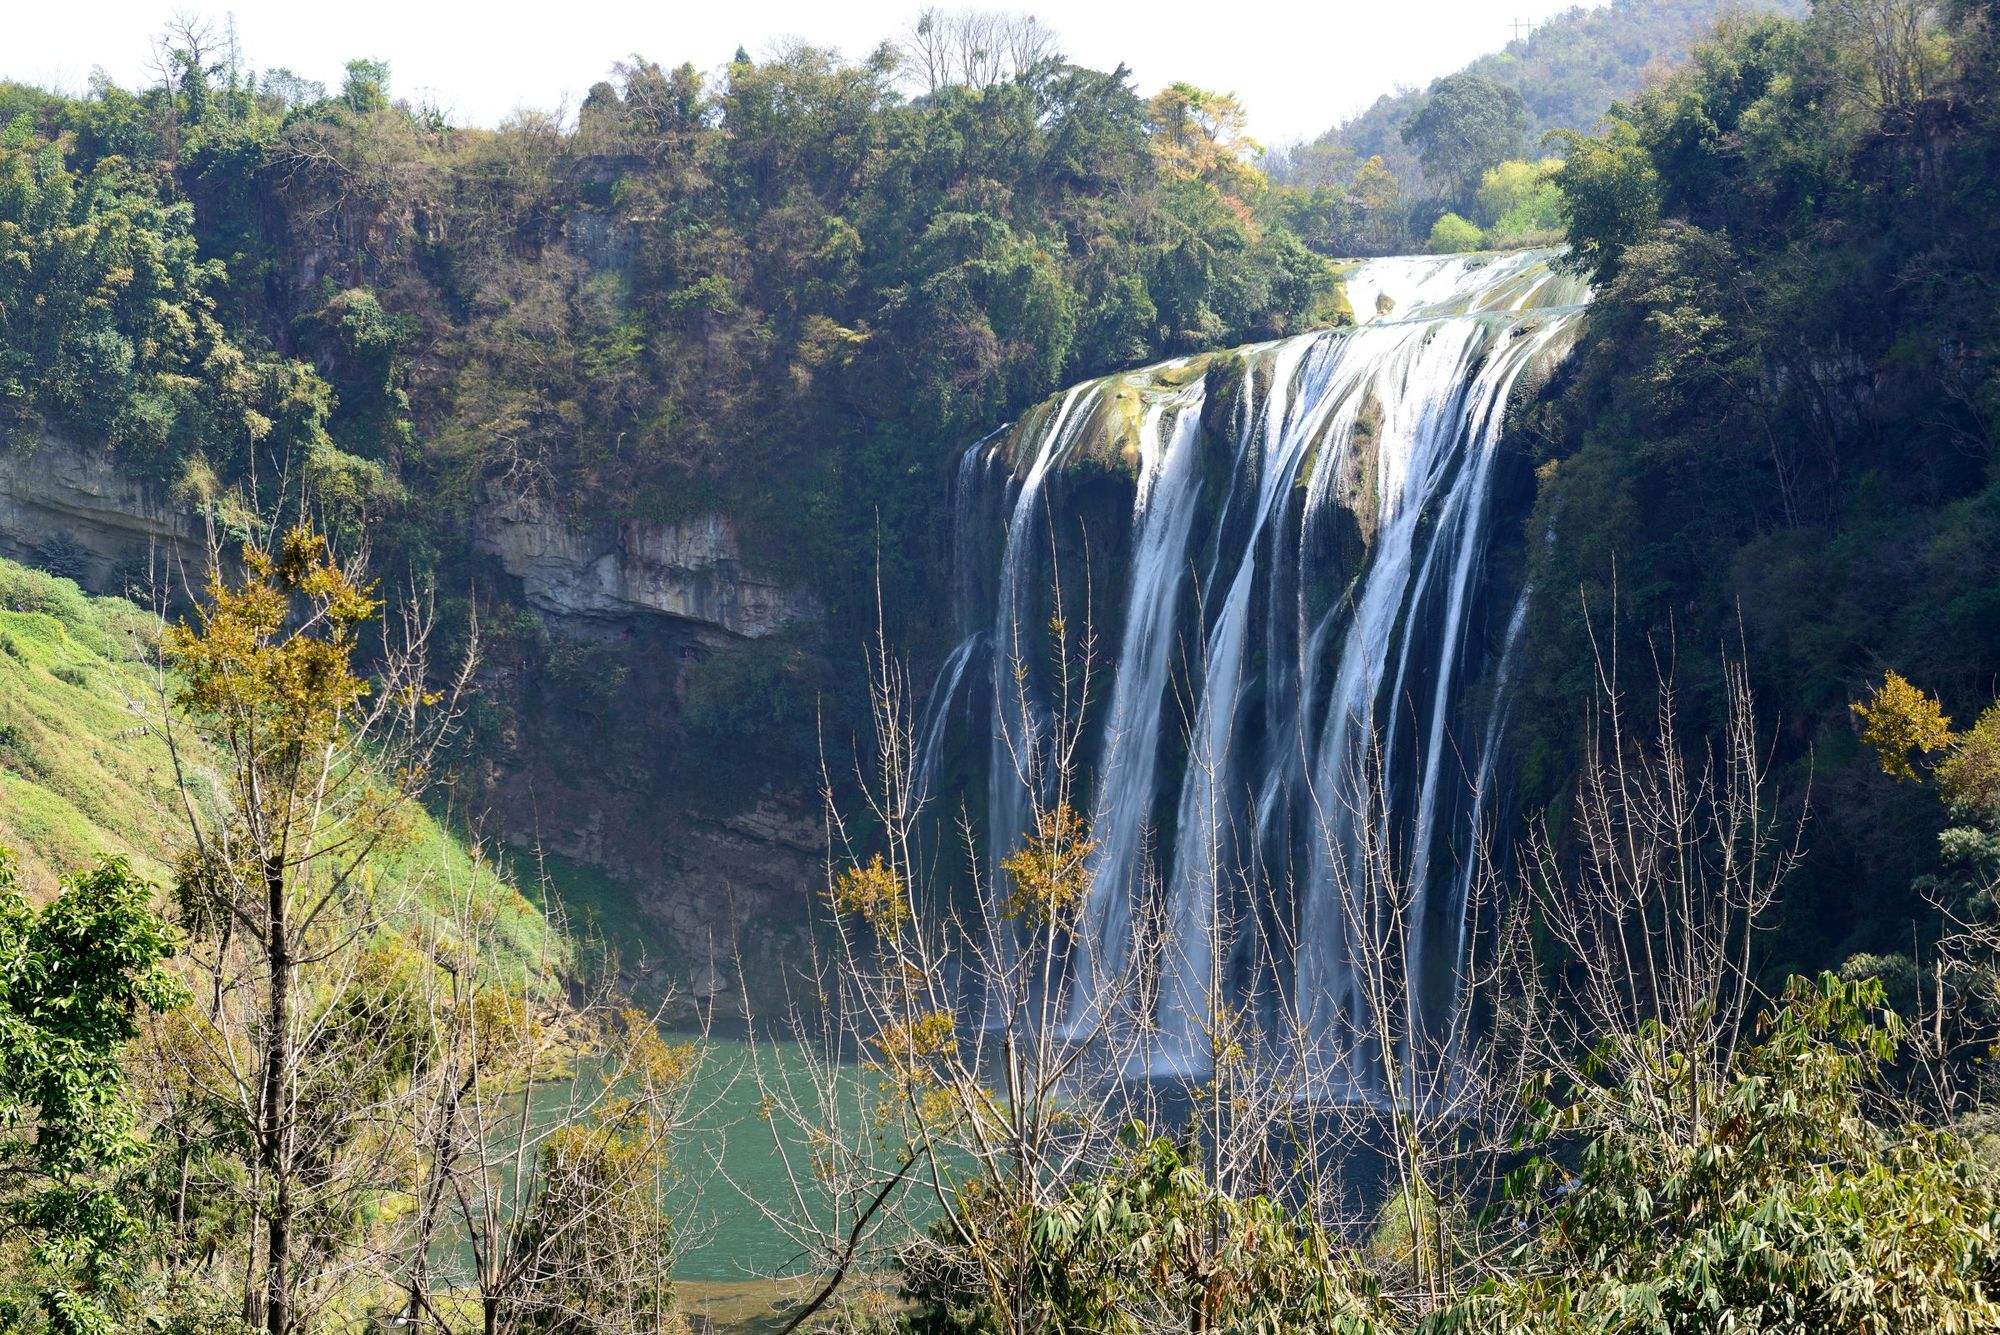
left=461, top=496, right=827, bottom=1014
left=474, top=494, right=818, bottom=638
left=0, top=437, right=823, bottom=1016
left=0, top=438, right=205, bottom=589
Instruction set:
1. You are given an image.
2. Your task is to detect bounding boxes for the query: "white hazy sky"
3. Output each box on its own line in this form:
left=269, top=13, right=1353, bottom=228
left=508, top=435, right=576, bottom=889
left=6, top=1, right=1604, bottom=148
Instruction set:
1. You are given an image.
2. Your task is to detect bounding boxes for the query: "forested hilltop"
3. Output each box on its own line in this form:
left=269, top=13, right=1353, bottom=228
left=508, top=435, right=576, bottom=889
left=1276, top=0, right=1810, bottom=197
left=0, top=25, right=1333, bottom=623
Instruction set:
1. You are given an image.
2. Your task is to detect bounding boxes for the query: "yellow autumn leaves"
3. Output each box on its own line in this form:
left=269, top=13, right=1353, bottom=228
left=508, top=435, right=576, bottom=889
left=164, top=526, right=377, bottom=768
left=824, top=800, right=1100, bottom=1133
left=829, top=800, right=1098, bottom=933
left=1854, top=671, right=2000, bottom=814
left=829, top=852, right=911, bottom=933
left=1854, top=672, right=1954, bottom=780
left=1000, top=802, right=1096, bottom=927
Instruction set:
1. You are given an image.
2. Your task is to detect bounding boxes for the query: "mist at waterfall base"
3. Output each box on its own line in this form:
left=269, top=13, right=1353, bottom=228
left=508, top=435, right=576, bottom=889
left=913, top=250, right=1587, bottom=1106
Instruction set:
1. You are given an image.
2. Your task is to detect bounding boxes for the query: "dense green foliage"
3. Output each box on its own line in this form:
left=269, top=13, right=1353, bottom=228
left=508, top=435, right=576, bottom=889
left=1447, top=975, right=2000, bottom=1334
left=1427, top=212, right=1485, bottom=254
left=0, top=39, right=1331, bottom=643
left=1400, top=75, right=1529, bottom=209
left=1514, top=0, right=2000, bottom=980
left=893, top=977, right=2000, bottom=1333
left=0, top=850, right=183, bottom=1333
left=1473, top=158, right=1566, bottom=245
left=0, top=136, right=333, bottom=491
left=900, top=1133, right=1389, bottom=1333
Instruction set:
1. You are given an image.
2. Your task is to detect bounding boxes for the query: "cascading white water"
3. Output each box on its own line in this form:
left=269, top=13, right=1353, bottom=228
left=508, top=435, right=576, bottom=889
left=930, top=251, right=1587, bottom=1095
left=1066, top=387, right=1207, bottom=1030
left=1294, top=300, right=1576, bottom=1097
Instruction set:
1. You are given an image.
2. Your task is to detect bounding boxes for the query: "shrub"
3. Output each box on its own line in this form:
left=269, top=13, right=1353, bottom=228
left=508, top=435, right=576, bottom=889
left=679, top=638, right=813, bottom=754
left=1460, top=975, right=2000, bottom=1332
left=0, top=562, right=88, bottom=622
left=1477, top=157, right=1566, bottom=243
left=1428, top=212, right=1484, bottom=254
left=900, top=1131, right=1391, bottom=1334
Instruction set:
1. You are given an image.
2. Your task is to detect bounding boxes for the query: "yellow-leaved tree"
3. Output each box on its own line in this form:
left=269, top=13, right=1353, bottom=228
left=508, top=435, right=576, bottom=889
left=1146, top=83, right=1264, bottom=199
left=150, top=525, right=704, bottom=1335
left=1853, top=670, right=1954, bottom=779
left=158, top=526, right=458, bottom=1334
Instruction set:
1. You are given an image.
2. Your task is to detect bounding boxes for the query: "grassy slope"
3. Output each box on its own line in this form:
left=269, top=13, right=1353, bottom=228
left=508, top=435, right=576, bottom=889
left=0, top=560, right=191, bottom=889
left=0, top=555, right=549, bottom=963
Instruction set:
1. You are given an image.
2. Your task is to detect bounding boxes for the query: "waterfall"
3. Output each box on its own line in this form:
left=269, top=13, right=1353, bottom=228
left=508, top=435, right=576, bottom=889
left=1066, top=387, right=1207, bottom=1032
left=929, top=251, right=1587, bottom=1094
left=912, top=633, right=983, bottom=813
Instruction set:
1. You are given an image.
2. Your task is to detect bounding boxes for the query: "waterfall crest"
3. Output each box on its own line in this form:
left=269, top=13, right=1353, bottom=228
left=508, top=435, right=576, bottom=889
left=922, top=251, right=1587, bottom=1097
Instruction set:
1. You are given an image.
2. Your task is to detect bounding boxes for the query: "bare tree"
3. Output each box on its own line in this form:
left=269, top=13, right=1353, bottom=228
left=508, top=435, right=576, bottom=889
left=1284, top=718, right=1540, bottom=1321
left=146, top=11, right=225, bottom=160
left=1815, top=0, right=1948, bottom=118
left=749, top=580, right=1170, bottom=1332
left=150, top=12, right=221, bottom=85
left=394, top=878, right=705, bottom=1335
left=898, top=8, right=1060, bottom=95
left=1518, top=635, right=1802, bottom=1147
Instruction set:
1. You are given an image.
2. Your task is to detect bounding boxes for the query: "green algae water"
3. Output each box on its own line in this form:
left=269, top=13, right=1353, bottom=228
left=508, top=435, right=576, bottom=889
left=668, top=1037, right=930, bottom=1282
left=518, top=855, right=910, bottom=1282
left=670, top=1037, right=825, bottom=1281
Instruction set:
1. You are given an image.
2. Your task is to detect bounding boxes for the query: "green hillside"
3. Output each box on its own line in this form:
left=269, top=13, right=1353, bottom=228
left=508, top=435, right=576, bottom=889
left=0, top=554, right=547, bottom=961
left=0, top=560, right=196, bottom=889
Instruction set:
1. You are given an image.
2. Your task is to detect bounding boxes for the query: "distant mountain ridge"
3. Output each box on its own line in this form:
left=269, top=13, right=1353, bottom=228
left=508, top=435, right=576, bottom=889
left=1274, top=0, right=1809, bottom=188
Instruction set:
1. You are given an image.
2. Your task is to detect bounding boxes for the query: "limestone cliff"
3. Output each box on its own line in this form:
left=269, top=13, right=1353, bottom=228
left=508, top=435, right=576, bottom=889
left=474, top=494, right=818, bottom=638
left=0, top=439, right=204, bottom=588
left=0, top=439, right=823, bottom=1013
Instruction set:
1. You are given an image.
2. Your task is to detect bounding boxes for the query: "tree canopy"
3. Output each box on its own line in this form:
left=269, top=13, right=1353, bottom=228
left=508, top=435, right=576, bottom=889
left=1401, top=73, right=1530, bottom=206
